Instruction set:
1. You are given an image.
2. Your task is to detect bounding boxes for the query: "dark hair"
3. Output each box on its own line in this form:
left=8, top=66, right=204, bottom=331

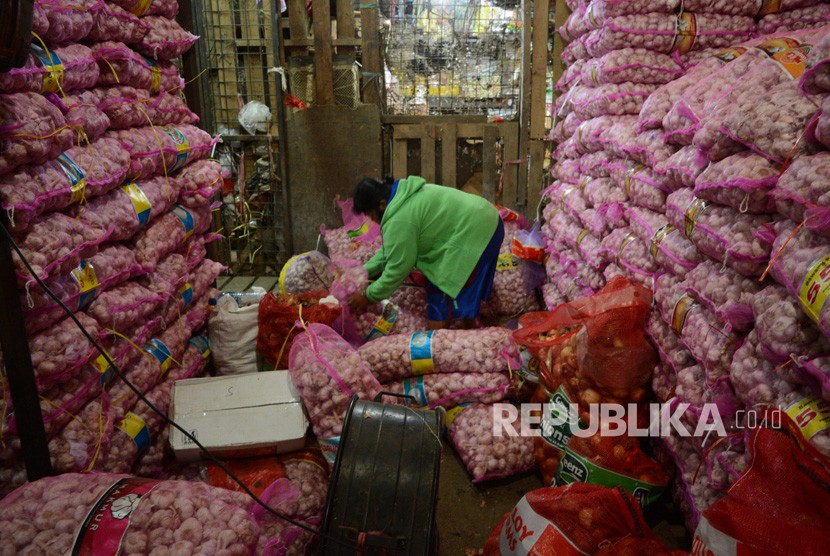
left=352, top=177, right=394, bottom=215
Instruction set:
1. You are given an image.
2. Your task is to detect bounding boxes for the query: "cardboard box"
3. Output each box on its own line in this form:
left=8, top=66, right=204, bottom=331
left=169, top=370, right=308, bottom=461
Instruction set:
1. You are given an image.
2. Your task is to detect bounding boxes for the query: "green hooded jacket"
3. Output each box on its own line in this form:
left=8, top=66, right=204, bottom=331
left=364, top=176, right=500, bottom=303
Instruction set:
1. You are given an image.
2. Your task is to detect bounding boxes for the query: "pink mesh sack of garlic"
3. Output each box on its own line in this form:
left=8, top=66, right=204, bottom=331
left=665, top=188, right=775, bottom=277
left=136, top=16, right=199, bottom=61
left=665, top=29, right=824, bottom=146
left=811, top=95, right=830, bottom=151
left=74, top=175, right=182, bottom=242
left=730, top=331, right=830, bottom=460
left=586, top=0, right=678, bottom=22
left=571, top=82, right=660, bottom=119
left=709, top=78, right=822, bottom=165
left=653, top=273, right=742, bottom=383
left=0, top=473, right=260, bottom=554
left=109, top=0, right=179, bottom=18
left=578, top=151, right=614, bottom=178
left=627, top=207, right=703, bottom=278
left=607, top=161, right=669, bottom=212
left=693, top=151, right=779, bottom=213
left=655, top=145, right=709, bottom=191
left=35, top=0, right=102, bottom=44
left=557, top=242, right=607, bottom=292
left=46, top=89, right=110, bottom=141
left=580, top=48, right=682, bottom=86
left=752, top=284, right=830, bottom=366
left=0, top=92, right=75, bottom=175
left=131, top=202, right=213, bottom=266
left=106, top=124, right=215, bottom=180
left=382, top=372, right=514, bottom=410
left=647, top=311, right=697, bottom=376
left=288, top=323, right=383, bottom=464
left=683, top=0, right=825, bottom=17
left=598, top=228, right=659, bottom=288
left=100, top=86, right=199, bottom=130
left=584, top=13, right=756, bottom=59
left=0, top=137, right=131, bottom=231
left=801, top=30, right=830, bottom=94
left=0, top=43, right=99, bottom=95
left=11, top=212, right=111, bottom=286
left=627, top=128, right=679, bottom=169
left=559, top=3, right=591, bottom=43
left=21, top=244, right=146, bottom=335
left=278, top=250, right=333, bottom=294
left=758, top=4, right=830, bottom=35
left=582, top=176, right=628, bottom=206
left=542, top=282, right=567, bottom=310
left=87, top=1, right=151, bottom=44
left=639, top=43, right=758, bottom=131
left=321, top=197, right=382, bottom=263
left=447, top=402, right=535, bottom=483
left=92, top=41, right=183, bottom=92
left=357, top=327, right=522, bottom=383
left=774, top=152, right=830, bottom=234
left=681, top=260, right=761, bottom=333
left=174, top=160, right=224, bottom=209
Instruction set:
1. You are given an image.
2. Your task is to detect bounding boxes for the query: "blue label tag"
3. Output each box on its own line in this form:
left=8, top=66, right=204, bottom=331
left=56, top=153, right=86, bottom=204
left=179, top=283, right=193, bottom=307
left=171, top=205, right=195, bottom=240
left=409, top=330, right=435, bottom=375
left=145, top=338, right=173, bottom=374
left=118, top=412, right=150, bottom=453
left=161, top=127, right=190, bottom=173
left=188, top=335, right=210, bottom=359
left=403, top=376, right=428, bottom=407
left=71, top=260, right=100, bottom=309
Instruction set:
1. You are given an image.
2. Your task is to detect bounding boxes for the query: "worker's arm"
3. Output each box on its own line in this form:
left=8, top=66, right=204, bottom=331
left=364, top=249, right=386, bottom=279
left=365, top=222, right=418, bottom=303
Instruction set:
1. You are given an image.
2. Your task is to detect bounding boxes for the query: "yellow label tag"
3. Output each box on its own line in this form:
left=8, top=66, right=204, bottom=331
left=672, top=12, right=698, bottom=56
left=771, top=45, right=812, bottom=80
left=624, top=164, right=646, bottom=197
left=444, top=404, right=469, bottom=428
left=497, top=253, right=520, bottom=271
left=121, top=183, right=152, bottom=225
left=118, top=412, right=146, bottom=438
left=756, top=37, right=801, bottom=58
left=591, top=63, right=600, bottom=86
left=375, top=316, right=395, bottom=335
left=579, top=176, right=589, bottom=194
left=757, top=0, right=782, bottom=17
left=160, top=127, right=191, bottom=172
left=91, top=351, right=114, bottom=385
left=128, top=0, right=153, bottom=16
left=650, top=225, right=676, bottom=258
left=587, top=2, right=600, bottom=28
left=671, top=294, right=697, bottom=335
left=615, top=233, right=636, bottom=268
left=715, top=46, right=748, bottom=63
left=799, top=254, right=830, bottom=325
left=576, top=229, right=589, bottom=248
left=71, top=261, right=98, bottom=294
left=684, top=197, right=709, bottom=239
left=785, top=396, right=830, bottom=440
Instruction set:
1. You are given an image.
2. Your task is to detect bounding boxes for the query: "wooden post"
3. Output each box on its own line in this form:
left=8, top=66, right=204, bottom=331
left=420, top=124, right=437, bottom=184
left=527, top=0, right=551, bottom=216
left=286, top=0, right=311, bottom=57
left=360, top=4, right=383, bottom=107
left=552, top=0, right=571, bottom=93
left=517, top=0, right=533, bottom=209
left=440, top=123, right=457, bottom=188
left=312, top=0, right=335, bottom=105
left=482, top=124, right=500, bottom=203
left=335, top=0, right=356, bottom=57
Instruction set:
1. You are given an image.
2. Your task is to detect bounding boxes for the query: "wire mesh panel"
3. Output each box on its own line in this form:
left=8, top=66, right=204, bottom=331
left=200, top=0, right=280, bottom=134
left=382, top=0, right=522, bottom=117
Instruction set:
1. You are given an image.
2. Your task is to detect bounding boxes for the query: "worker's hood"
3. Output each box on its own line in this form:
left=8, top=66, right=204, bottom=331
left=380, top=175, right=426, bottom=225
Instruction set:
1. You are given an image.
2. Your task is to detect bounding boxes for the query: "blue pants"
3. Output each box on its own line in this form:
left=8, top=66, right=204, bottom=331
left=426, top=219, right=505, bottom=321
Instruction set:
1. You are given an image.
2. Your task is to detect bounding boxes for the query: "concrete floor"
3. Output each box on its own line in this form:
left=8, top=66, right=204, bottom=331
left=435, top=441, right=690, bottom=555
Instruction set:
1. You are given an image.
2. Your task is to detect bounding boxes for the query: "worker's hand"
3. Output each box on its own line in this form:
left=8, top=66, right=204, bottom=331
left=348, top=291, right=370, bottom=311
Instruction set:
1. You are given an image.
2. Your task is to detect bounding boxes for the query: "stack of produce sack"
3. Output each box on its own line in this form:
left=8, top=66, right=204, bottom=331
left=0, top=0, right=223, bottom=496
left=548, top=0, right=830, bottom=534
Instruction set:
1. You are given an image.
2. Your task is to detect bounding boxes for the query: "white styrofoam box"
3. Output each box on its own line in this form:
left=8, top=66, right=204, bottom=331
left=169, top=370, right=308, bottom=461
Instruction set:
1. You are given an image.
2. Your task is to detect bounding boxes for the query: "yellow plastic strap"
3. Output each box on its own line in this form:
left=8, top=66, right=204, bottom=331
left=615, top=233, right=636, bottom=268
left=650, top=224, right=676, bottom=258
left=624, top=164, right=646, bottom=198
left=128, top=0, right=153, bottom=17
left=671, top=12, right=698, bottom=56
left=279, top=253, right=306, bottom=295
left=671, top=294, right=697, bottom=335
left=684, top=197, right=709, bottom=239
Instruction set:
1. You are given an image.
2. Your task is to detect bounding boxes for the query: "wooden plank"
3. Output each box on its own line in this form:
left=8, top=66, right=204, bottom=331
left=222, top=276, right=258, bottom=292
left=312, top=0, right=335, bottom=105
left=286, top=0, right=311, bottom=56
left=456, top=123, right=485, bottom=138
left=517, top=0, right=533, bottom=208
left=420, top=124, right=436, bottom=184
left=440, top=123, right=457, bottom=188
left=208, top=0, right=241, bottom=131
left=360, top=5, right=383, bottom=106
left=284, top=38, right=364, bottom=47
left=253, top=276, right=279, bottom=291
left=335, top=0, right=356, bottom=57
left=482, top=124, right=499, bottom=203
left=392, top=138, right=408, bottom=178
left=527, top=0, right=551, bottom=213
left=382, top=115, right=486, bottom=125
left=552, top=0, right=571, bottom=92
left=502, top=122, right=520, bottom=208
left=238, top=0, right=264, bottom=41
left=394, top=124, right=426, bottom=139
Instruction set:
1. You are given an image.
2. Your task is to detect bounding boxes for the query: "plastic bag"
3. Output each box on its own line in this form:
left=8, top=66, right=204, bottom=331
left=209, top=288, right=266, bottom=375
left=278, top=251, right=333, bottom=294
left=238, top=100, right=272, bottom=134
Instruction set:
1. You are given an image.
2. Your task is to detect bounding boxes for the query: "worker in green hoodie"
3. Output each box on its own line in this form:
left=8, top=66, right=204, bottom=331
left=348, top=175, right=504, bottom=329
